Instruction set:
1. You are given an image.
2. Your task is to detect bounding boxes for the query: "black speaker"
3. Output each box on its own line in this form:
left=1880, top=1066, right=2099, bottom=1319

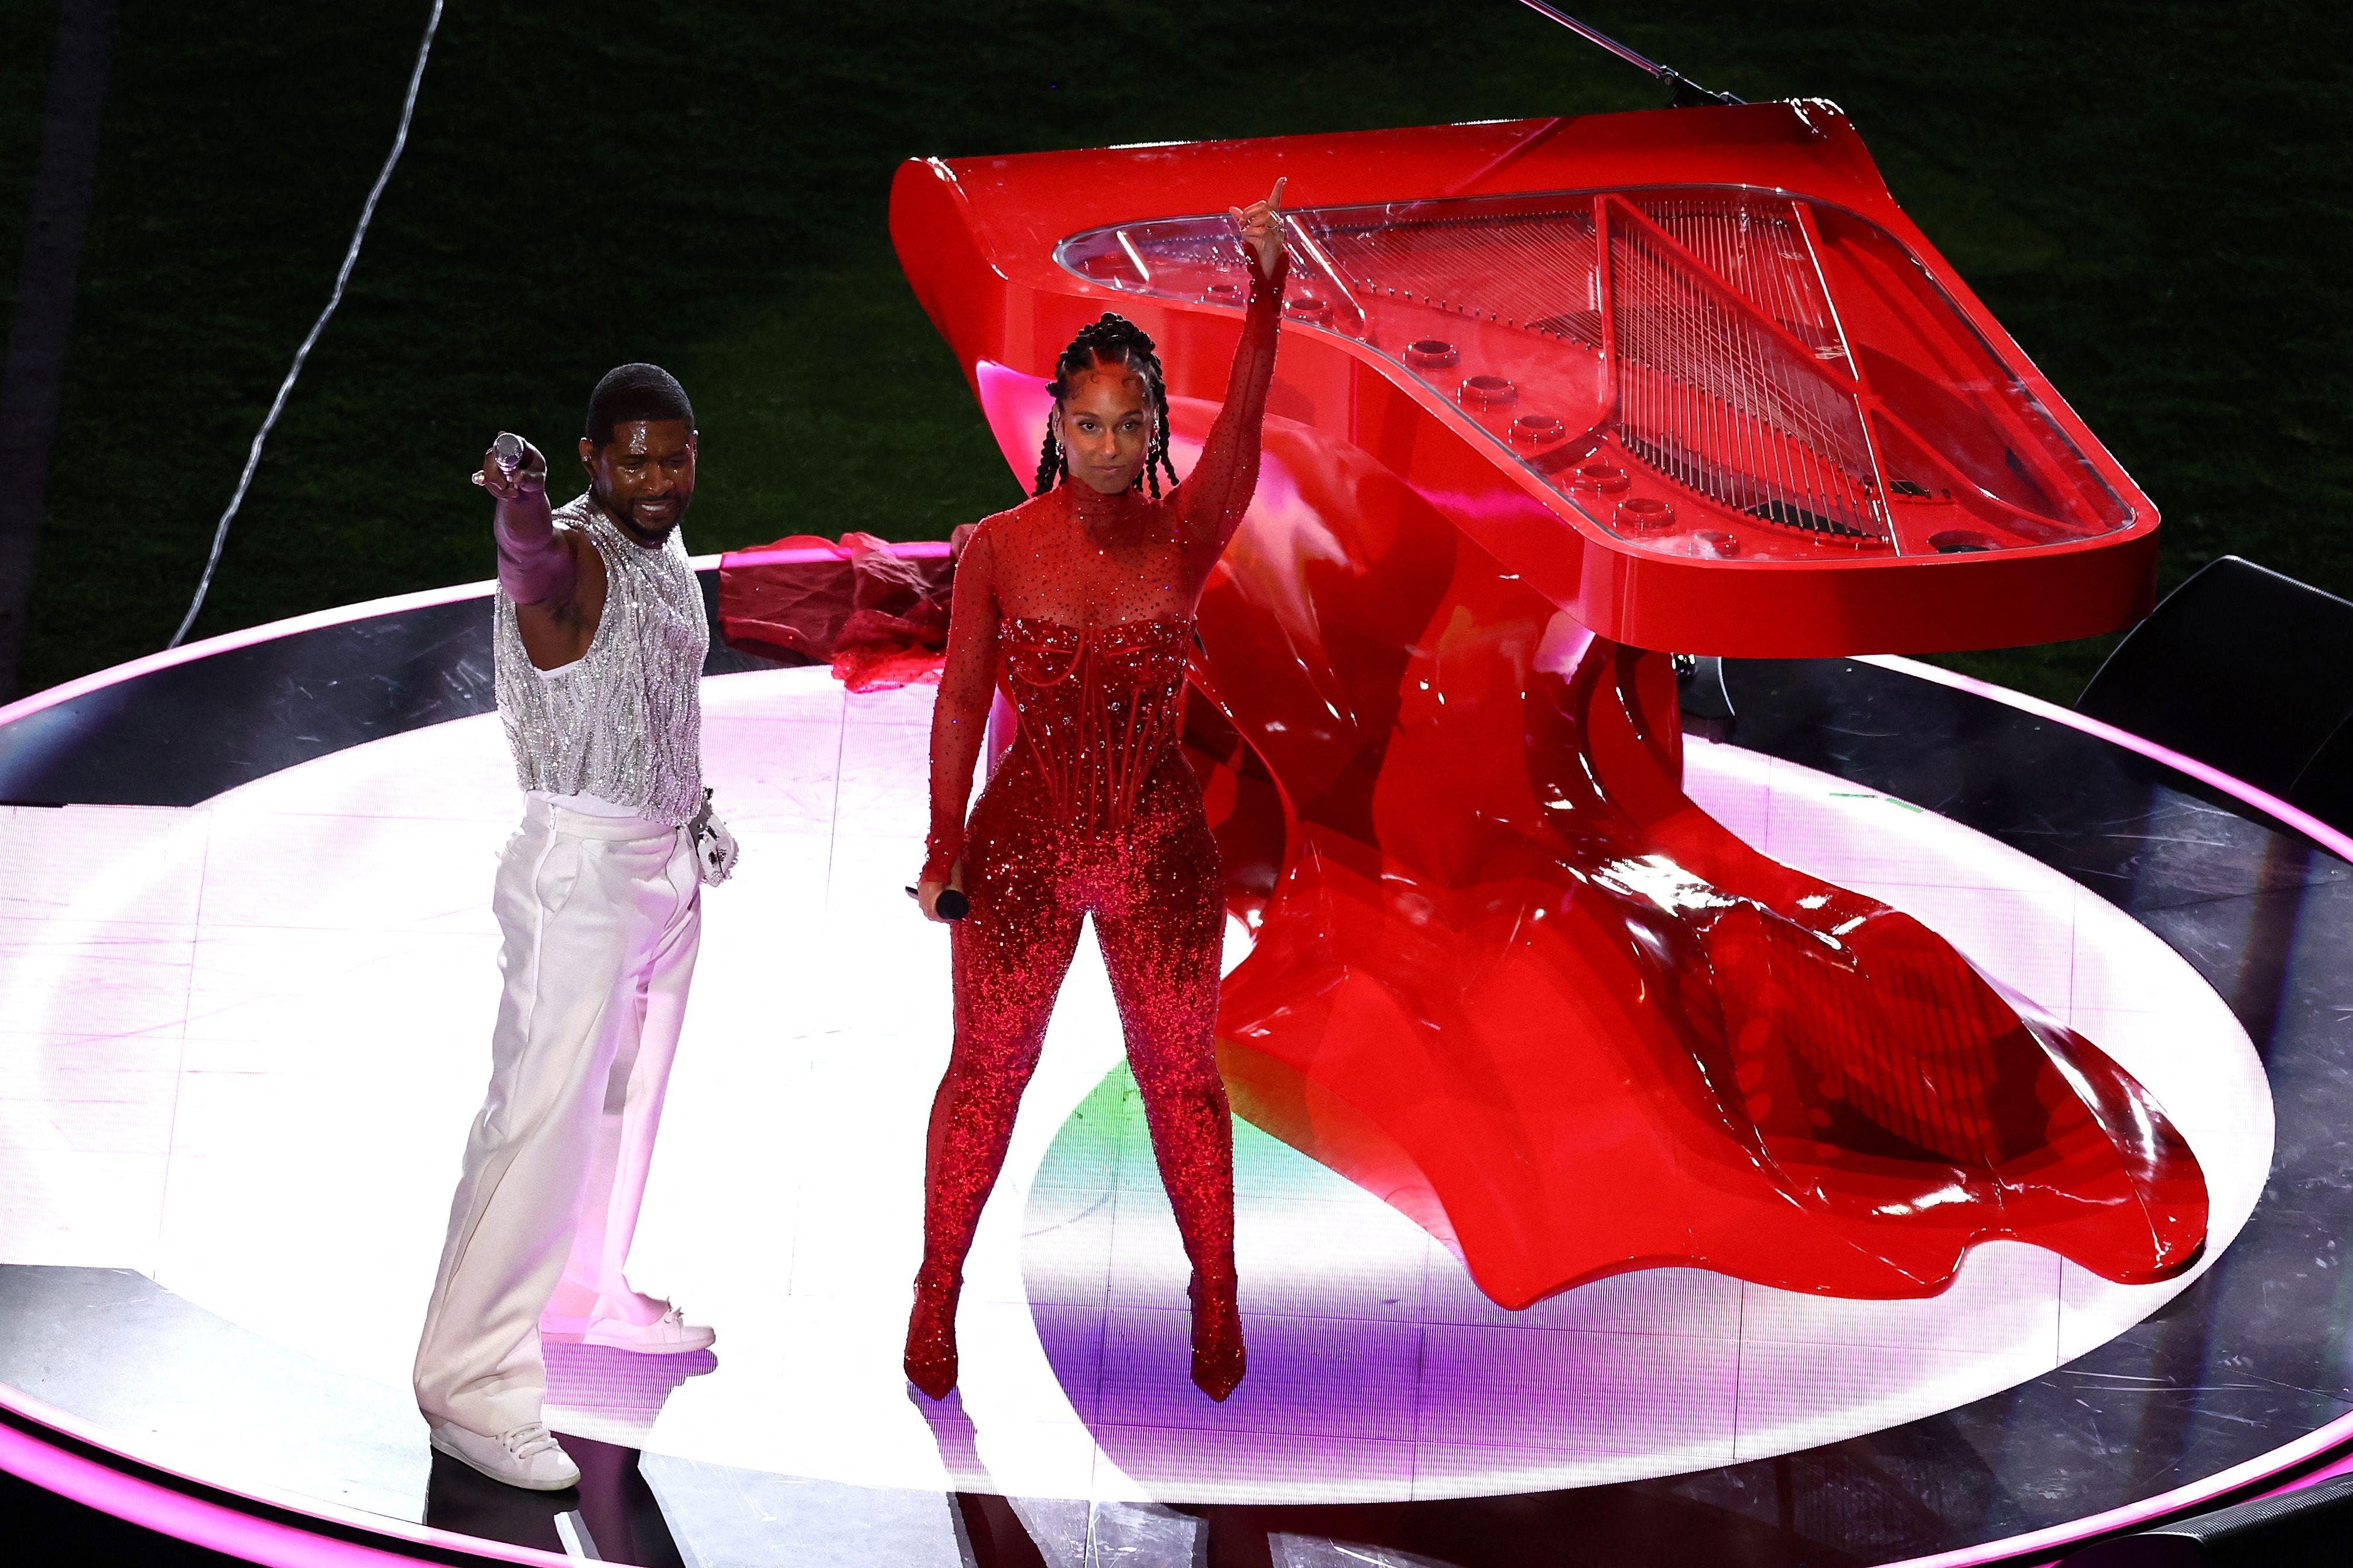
left=2063, top=1474, right=2353, bottom=1564
left=1677, top=653, right=1735, bottom=743
left=2077, top=556, right=2353, bottom=804
left=2288, top=711, right=2353, bottom=831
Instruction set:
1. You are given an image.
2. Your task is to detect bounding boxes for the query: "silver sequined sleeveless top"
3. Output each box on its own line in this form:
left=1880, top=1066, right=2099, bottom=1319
left=492, top=496, right=706, bottom=825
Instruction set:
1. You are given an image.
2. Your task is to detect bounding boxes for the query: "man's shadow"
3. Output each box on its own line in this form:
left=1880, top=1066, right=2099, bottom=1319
left=423, top=1344, right=716, bottom=1565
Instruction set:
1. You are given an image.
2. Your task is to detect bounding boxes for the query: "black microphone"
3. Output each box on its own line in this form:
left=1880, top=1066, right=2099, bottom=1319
left=906, top=886, right=970, bottom=921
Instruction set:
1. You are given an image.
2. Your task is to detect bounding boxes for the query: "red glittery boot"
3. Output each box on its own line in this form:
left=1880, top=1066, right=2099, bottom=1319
left=903, top=1264, right=961, bottom=1399
left=1189, top=1267, right=1246, bottom=1401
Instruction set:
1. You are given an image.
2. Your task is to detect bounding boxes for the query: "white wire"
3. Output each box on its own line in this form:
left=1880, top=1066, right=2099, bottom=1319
left=169, top=0, right=445, bottom=649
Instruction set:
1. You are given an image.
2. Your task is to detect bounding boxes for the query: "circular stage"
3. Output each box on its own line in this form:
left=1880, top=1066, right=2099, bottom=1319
left=1, top=576, right=2348, bottom=1568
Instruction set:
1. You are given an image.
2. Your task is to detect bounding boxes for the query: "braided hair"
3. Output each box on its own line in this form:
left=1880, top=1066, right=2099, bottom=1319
left=1032, top=313, right=1181, bottom=499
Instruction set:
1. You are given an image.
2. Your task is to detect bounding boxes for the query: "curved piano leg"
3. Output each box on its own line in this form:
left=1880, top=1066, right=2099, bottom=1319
left=1189, top=423, right=2207, bottom=1309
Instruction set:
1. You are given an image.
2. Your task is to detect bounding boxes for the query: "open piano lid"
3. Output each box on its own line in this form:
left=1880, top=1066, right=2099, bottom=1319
left=895, top=101, right=2157, bottom=654
left=888, top=102, right=2208, bottom=1312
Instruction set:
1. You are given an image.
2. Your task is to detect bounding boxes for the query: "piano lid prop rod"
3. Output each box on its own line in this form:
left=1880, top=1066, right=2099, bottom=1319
left=1509, top=1, right=1744, bottom=107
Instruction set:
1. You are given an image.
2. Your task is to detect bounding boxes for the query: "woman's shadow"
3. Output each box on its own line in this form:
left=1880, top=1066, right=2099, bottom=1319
left=913, top=1384, right=1095, bottom=1567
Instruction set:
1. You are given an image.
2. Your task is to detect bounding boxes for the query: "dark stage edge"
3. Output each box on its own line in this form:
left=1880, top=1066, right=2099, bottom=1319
left=0, top=568, right=793, bottom=808
left=1, top=588, right=2349, bottom=1567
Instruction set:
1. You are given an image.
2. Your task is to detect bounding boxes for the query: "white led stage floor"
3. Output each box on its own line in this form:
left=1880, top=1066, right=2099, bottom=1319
left=0, top=667, right=2272, bottom=1512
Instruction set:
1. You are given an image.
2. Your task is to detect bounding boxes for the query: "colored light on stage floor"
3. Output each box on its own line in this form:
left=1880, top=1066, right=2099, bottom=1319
left=0, top=666, right=2269, bottom=1512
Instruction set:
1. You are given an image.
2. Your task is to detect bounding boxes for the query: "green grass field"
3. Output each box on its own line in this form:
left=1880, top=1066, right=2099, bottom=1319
left=5, top=0, right=2348, bottom=701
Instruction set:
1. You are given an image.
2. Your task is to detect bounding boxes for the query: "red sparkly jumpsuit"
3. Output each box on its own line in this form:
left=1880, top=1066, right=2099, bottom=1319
left=916, top=253, right=1286, bottom=1350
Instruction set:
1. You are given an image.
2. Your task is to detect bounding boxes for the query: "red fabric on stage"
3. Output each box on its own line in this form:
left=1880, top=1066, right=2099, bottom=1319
left=1182, top=418, right=2207, bottom=1306
left=714, top=532, right=953, bottom=691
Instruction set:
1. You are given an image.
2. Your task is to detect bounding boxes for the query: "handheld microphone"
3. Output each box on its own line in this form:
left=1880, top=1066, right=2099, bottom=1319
left=471, top=431, right=530, bottom=488
left=906, top=886, right=969, bottom=921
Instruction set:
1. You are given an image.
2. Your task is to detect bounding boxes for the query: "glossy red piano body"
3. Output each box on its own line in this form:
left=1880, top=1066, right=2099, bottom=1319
left=890, top=102, right=2204, bottom=1307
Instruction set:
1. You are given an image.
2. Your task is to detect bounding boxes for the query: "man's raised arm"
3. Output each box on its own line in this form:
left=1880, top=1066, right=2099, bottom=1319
left=479, top=436, right=573, bottom=605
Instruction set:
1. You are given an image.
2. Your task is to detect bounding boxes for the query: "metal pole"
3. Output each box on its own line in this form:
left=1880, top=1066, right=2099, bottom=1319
left=1513, top=0, right=1673, bottom=78
left=1509, top=1, right=1745, bottom=106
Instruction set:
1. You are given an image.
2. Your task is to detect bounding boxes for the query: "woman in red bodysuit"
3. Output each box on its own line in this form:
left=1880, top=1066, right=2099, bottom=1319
left=909, top=181, right=1289, bottom=1404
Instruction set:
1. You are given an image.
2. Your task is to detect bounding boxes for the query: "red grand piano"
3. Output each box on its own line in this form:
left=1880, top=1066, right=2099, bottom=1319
left=889, top=101, right=2204, bottom=1308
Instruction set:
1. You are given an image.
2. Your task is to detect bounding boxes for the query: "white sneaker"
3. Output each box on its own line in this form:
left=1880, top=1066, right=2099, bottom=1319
left=542, top=1302, right=715, bottom=1355
left=428, top=1419, right=581, bottom=1491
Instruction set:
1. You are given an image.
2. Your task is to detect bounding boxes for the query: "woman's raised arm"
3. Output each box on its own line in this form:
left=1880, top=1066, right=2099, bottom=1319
left=1176, top=180, right=1289, bottom=556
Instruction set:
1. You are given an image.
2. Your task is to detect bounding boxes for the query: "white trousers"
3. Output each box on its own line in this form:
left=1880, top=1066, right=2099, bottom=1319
left=413, top=800, right=701, bottom=1435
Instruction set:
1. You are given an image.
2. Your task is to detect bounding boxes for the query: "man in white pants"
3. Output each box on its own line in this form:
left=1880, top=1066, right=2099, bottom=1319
left=415, top=364, right=738, bottom=1491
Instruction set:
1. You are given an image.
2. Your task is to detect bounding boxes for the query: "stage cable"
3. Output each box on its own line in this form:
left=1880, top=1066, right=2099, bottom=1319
left=1509, top=1, right=1744, bottom=107
left=167, top=1, right=444, bottom=650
